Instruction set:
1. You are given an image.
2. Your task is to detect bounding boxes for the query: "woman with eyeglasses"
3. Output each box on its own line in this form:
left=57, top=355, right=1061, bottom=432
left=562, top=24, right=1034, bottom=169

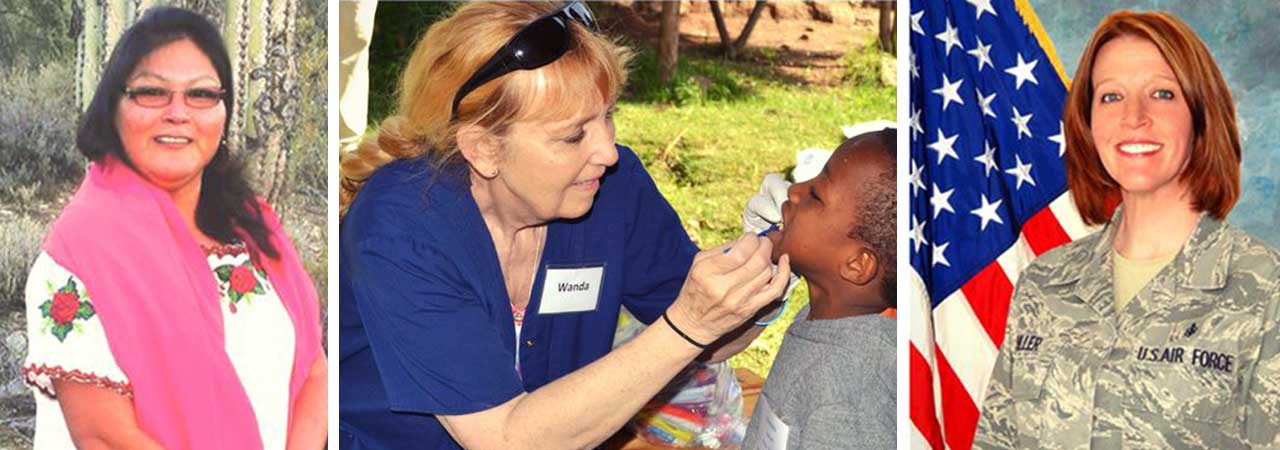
left=21, top=7, right=325, bottom=450
left=338, top=2, right=792, bottom=449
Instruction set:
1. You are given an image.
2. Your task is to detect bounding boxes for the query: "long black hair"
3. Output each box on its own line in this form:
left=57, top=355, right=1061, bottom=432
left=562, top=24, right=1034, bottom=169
left=76, top=6, right=277, bottom=258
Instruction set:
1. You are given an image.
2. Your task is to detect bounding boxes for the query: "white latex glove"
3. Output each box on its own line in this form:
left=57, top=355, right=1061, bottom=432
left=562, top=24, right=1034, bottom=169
left=742, top=172, right=790, bottom=234
left=742, top=172, right=801, bottom=309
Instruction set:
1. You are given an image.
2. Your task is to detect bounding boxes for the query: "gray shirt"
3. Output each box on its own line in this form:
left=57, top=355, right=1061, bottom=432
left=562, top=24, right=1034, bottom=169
left=742, top=306, right=896, bottom=450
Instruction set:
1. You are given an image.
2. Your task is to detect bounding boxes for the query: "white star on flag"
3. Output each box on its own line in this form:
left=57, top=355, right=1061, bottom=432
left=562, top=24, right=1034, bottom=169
left=911, top=48, right=920, bottom=79
left=933, top=74, right=965, bottom=111
left=971, top=194, right=1005, bottom=231
left=912, top=10, right=924, bottom=36
left=967, top=37, right=993, bottom=72
left=928, top=129, right=959, bottom=164
left=911, top=108, right=924, bottom=138
left=974, top=141, right=998, bottom=176
left=966, top=0, right=998, bottom=21
left=977, top=88, right=996, bottom=118
left=910, top=158, right=925, bottom=195
left=930, top=183, right=956, bottom=218
left=935, top=18, right=962, bottom=57
left=1050, top=121, right=1066, bottom=156
left=1005, top=53, right=1040, bottom=89
left=932, top=241, right=951, bottom=267
left=911, top=215, right=928, bottom=252
left=1011, top=106, right=1033, bottom=139
left=1005, top=153, right=1036, bottom=189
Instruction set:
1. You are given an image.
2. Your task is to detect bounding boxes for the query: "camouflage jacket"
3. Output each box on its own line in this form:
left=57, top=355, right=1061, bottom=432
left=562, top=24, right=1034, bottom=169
left=973, top=214, right=1280, bottom=449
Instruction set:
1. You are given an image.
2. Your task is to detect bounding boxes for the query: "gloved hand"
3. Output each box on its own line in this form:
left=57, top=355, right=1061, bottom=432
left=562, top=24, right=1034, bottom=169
left=741, top=172, right=800, bottom=309
left=742, top=173, right=790, bottom=234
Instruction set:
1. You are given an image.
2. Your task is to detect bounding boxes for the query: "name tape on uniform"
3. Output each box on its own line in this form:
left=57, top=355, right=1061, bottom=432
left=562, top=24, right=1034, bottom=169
left=1015, top=334, right=1234, bottom=373
left=1136, top=346, right=1234, bottom=373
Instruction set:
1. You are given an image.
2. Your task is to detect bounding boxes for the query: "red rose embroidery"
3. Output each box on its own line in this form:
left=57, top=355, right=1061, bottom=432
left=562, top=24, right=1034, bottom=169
left=50, top=291, right=79, bottom=326
left=214, top=256, right=265, bottom=314
left=41, top=278, right=95, bottom=342
left=229, top=265, right=258, bottom=294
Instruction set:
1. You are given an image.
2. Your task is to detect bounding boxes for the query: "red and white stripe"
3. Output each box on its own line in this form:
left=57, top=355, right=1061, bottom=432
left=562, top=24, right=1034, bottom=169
left=909, top=193, right=1094, bottom=449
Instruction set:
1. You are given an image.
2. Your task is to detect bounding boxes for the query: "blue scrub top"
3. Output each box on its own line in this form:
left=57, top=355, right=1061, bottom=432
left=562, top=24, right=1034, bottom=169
left=338, top=145, right=698, bottom=449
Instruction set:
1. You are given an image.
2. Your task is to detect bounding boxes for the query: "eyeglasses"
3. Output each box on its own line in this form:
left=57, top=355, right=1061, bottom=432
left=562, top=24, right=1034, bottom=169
left=122, top=86, right=227, bottom=109
left=450, top=2, right=597, bottom=120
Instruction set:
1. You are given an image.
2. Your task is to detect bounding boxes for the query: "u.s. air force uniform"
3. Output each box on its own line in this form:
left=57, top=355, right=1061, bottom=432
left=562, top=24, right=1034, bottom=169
left=973, top=213, right=1280, bottom=449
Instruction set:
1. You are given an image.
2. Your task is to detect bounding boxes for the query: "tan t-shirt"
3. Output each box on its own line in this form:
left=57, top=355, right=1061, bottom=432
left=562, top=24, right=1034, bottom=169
left=1112, top=248, right=1177, bottom=311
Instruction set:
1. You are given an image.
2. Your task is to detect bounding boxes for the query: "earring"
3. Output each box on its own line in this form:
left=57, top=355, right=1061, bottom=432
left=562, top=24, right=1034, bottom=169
left=489, top=169, right=499, bottom=177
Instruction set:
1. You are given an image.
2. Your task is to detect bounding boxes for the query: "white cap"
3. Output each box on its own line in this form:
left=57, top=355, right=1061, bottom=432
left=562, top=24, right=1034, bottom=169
left=841, top=119, right=897, bottom=140
left=792, top=120, right=897, bottom=182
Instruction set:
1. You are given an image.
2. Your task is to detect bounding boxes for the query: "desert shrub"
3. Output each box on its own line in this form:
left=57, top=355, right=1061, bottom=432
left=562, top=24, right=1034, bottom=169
left=0, top=61, right=82, bottom=207
left=0, top=0, right=75, bottom=69
left=0, top=216, right=46, bottom=309
left=0, top=214, right=47, bottom=441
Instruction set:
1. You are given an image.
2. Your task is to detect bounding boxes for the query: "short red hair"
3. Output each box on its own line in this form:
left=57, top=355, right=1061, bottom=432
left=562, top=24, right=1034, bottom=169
left=1062, top=10, right=1240, bottom=225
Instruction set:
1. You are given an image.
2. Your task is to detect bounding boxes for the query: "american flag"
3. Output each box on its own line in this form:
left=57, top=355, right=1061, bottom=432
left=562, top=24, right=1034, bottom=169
left=907, top=0, right=1097, bottom=448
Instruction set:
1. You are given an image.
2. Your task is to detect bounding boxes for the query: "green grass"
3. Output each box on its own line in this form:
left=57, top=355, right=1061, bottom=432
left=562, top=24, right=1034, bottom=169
left=843, top=39, right=889, bottom=86
left=615, top=50, right=895, bottom=376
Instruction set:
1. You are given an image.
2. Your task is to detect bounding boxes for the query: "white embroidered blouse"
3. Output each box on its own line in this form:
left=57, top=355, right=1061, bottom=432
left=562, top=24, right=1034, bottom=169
left=22, top=243, right=295, bottom=449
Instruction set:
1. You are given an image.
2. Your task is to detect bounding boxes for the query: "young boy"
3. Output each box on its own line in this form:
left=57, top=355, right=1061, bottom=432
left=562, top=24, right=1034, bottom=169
left=742, top=127, right=897, bottom=450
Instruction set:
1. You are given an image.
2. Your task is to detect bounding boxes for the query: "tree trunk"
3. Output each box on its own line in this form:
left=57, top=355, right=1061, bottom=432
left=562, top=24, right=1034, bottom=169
left=707, top=0, right=732, bottom=57
left=658, top=0, right=679, bottom=85
left=878, top=1, right=895, bottom=54
left=732, top=0, right=767, bottom=51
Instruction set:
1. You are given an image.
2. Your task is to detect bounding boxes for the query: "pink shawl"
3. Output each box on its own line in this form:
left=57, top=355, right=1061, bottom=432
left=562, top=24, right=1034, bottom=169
left=41, top=158, right=321, bottom=449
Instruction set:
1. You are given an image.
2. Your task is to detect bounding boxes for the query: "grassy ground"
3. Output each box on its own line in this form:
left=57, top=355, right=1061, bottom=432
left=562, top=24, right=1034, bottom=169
left=615, top=47, right=894, bottom=375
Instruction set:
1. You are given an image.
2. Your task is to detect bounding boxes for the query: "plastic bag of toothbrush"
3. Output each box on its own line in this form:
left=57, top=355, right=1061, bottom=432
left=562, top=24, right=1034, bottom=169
left=613, top=308, right=746, bottom=449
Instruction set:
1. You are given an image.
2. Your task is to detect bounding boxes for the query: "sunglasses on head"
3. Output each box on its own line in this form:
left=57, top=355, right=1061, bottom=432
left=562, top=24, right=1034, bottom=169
left=450, top=2, right=597, bottom=120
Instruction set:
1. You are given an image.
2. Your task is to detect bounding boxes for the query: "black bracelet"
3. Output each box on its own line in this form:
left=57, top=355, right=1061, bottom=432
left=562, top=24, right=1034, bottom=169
left=662, top=310, right=709, bottom=349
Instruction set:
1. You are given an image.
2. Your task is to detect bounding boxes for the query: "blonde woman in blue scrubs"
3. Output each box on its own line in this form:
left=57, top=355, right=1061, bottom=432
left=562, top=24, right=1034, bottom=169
left=337, top=3, right=791, bottom=449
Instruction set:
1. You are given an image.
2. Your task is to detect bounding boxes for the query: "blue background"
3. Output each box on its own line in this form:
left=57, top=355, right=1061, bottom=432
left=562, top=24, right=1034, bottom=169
left=1028, top=0, right=1279, bottom=246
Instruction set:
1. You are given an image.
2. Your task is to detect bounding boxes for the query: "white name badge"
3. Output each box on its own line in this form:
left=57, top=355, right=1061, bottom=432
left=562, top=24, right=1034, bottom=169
left=754, top=395, right=790, bottom=450
left=537, top=264, right=605, bottom=315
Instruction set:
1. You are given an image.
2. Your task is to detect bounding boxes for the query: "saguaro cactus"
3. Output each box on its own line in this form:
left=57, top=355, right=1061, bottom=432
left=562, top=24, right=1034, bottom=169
left=75, top=0, right=299, bottom=204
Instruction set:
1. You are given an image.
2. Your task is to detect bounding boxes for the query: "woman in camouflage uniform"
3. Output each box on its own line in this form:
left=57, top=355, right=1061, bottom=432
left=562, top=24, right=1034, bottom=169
left=974, top=10, right=1280, bottom=449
